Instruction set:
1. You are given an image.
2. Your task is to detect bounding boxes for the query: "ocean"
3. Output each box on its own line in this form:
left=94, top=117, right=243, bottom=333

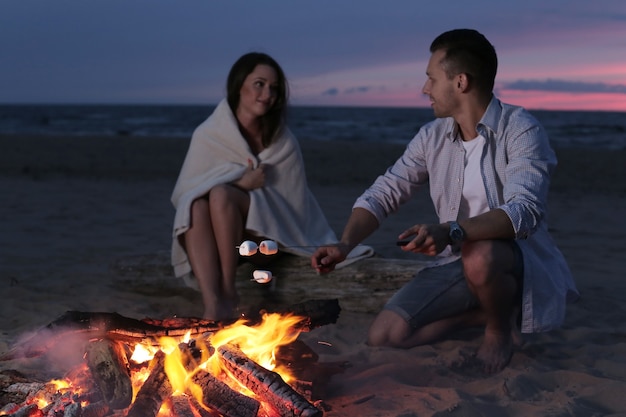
left=0, top=104, right=624, bottom=150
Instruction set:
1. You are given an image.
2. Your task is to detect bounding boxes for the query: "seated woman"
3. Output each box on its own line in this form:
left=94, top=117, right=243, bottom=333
left=170, top=52, right=371, bottom=320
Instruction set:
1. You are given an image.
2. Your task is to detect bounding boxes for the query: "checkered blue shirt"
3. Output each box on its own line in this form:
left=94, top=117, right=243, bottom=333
left=354, top=96, right=578, bottom=333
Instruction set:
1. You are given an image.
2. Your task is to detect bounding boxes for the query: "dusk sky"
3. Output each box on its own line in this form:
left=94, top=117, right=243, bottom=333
left=2, top=1, right=625, bottom=111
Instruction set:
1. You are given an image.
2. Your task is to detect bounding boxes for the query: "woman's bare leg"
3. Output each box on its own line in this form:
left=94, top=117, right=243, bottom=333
left=183, top=197, right=223, bottom=319
left=208, top=184, right=250, bottom=319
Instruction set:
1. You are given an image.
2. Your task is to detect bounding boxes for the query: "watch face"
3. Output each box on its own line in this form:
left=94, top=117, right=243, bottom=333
left=449, top=222, right=464, bottom=242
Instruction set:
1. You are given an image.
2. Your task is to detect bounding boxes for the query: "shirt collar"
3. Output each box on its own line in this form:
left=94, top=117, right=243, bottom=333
left=444, top=95, right=501, bottom=142
left=476, top=95, right=501, bottom=138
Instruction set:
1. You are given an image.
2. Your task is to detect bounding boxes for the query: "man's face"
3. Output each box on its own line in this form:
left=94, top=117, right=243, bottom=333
left=422, top=49, right=458, bottom=118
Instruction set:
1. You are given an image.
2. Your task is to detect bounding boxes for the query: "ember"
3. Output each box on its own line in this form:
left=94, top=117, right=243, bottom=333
left=0, top=300, right=341, bottom=417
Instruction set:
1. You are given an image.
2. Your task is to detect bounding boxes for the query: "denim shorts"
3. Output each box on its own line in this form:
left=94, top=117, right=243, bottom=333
left=385, top=241, right=523, bottom=330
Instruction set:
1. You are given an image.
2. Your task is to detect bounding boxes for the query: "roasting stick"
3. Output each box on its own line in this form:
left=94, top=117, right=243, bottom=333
left=237, top=239, right=409, bottom=282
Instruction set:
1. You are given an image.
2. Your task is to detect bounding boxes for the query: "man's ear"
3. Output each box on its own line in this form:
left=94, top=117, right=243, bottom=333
left=457, top=73, right=469, bottom=91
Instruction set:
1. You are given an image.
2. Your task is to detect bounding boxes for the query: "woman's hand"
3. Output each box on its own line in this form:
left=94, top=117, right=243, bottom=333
left=235, top=159, right=267, bottom=191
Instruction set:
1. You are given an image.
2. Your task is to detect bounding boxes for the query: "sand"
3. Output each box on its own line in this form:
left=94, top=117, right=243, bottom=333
left=1, top=133, right=625, bottom=416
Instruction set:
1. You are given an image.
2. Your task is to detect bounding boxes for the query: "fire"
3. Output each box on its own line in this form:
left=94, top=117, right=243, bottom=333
left=157, top=312, right=304, bottom=410
left=3, top=312, right=312, bottom=416
left=206, top=313, right=303, bottom=379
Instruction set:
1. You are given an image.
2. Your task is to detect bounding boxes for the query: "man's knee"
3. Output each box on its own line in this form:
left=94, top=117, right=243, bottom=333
left=367, top=309, right=411, bottom=347
left=461, top=240, right=517, bottom=289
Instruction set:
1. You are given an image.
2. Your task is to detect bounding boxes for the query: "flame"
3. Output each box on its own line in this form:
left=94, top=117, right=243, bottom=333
left=206, top=313, right=303, bottom=380
left=160, top=312, right=304, bottom=407
left=11, top=313, right=306, bottom=416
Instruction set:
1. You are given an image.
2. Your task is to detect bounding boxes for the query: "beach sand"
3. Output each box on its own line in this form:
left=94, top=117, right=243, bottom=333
left=1, top=133, right=625, bottom=416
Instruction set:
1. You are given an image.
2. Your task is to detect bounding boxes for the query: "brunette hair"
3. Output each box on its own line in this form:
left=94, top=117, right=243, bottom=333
left=430, top=29, right=498, bottom=95
left=226, top=52, right=289, bottom=147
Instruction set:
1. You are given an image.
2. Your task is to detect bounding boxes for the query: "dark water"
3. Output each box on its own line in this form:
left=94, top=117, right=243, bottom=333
left=0, top=104, right=624, bottom=149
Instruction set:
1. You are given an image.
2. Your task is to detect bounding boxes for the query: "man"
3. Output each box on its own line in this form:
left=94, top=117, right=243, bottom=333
left=311, top=29, right=579, bottom=373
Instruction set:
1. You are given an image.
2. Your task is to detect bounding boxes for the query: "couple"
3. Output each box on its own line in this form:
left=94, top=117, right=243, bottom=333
left=170, top=29, right=579, bottom=373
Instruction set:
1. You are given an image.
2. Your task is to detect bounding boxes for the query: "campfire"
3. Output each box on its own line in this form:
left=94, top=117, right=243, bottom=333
left=0, top=300, right=342, bottom=417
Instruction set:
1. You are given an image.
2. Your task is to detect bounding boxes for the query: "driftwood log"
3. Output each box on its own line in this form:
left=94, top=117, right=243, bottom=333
left=111, top=252, right=430, bottom=314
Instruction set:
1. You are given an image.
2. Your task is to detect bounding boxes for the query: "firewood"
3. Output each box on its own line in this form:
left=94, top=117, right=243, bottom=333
left=62, top=401, right=81, bottom=417
left=126, top=350, right=172, bottom=417
left=0, top=311, right=222, bottom=362
left=4, top=403, right=40, bottom=417
left=218, top=344, right=322, bottom=417
left=169, top=395, right=220, bottom=417
left=84, top=338, right=133, bottom=409
left=81, top=401, right=110, bottom=417
left=190, top=369, right=260, bottom=417
left=169, top=395, right=197, bottom=417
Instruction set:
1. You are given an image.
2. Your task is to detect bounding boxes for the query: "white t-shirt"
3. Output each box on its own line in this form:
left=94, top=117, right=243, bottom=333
left=459, top=135, right=489, bottom=220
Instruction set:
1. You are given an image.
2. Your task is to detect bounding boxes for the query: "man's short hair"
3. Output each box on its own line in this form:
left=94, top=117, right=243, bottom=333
left=430, top=29, right=498, bottom=94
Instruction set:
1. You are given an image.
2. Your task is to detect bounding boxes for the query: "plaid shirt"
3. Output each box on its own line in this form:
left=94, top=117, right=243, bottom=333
left=354, top=96, right=579, bottom=333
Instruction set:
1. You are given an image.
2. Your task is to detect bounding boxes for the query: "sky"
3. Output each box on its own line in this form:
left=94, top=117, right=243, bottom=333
left=1, top=1, right=625, bottom=111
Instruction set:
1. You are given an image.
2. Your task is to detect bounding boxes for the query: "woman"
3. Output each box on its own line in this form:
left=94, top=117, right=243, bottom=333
left=171, top=52, right=371, bottom=320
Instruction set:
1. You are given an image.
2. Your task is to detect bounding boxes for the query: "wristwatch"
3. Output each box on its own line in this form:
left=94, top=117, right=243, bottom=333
left=448, top=221, right=465, bottom=244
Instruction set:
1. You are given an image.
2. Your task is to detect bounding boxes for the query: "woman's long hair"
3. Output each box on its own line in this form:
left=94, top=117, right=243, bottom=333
left=226, top=52, right=289, bottom=147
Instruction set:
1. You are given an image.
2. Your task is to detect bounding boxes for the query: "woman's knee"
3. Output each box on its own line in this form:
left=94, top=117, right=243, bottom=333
left=209, top=184, right=249, bottom=212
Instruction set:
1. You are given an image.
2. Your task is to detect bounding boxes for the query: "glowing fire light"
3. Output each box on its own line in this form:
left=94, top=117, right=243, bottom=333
left=7, top=313, right=307, bottom=416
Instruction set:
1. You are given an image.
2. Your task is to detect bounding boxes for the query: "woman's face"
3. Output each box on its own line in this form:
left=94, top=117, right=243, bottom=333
left=237, top=64, right=279, bottom=120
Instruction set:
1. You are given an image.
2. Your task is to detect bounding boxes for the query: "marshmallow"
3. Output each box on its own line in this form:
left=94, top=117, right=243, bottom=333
left=259, top=240, right=279, bottom=255
left=238, top=240, right=258, bottom=256
left=252, top=270, right=273, bottom=284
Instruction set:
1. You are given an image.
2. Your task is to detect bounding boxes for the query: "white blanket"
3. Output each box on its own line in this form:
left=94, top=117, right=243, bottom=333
left=171, top=99, right=373, bottom=280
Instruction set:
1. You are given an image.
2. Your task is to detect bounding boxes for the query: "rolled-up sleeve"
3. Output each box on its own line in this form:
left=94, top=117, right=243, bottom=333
left=354, top=133, right=430, bottom=224
left=487, top=117, right=556, bottom=239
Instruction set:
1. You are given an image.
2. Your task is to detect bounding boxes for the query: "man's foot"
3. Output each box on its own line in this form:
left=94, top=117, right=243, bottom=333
left=475, top=329, right=514, bottom=374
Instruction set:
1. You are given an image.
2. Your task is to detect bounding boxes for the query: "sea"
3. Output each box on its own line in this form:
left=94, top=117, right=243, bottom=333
left=0, top=104, right=624, bottom=150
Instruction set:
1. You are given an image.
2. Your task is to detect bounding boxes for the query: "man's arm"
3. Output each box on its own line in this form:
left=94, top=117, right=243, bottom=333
left=311, top=208, right=379, bottom=274
left=398, top=208, right=515, bottom=255
left=460, top=208, right=515, bottom=241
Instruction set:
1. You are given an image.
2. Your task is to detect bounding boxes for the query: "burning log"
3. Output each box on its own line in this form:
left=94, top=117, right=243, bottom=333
left=190, top=370, right=260, bottom=417
left=85, top=338, right=133, bottom=409
left=127, top=350, right=172, bottom=417
left=0, top=311, right=221, bottom=362
left=169, top=395, right=219, bottom=417
left=218, top=344, right=322, bottom=417
left=4, top=403, right=39, bottom=417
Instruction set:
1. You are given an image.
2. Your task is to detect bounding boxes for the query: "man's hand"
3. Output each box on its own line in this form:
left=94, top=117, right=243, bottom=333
left=397, top=223, right=450, bottom=256
left=311, top=243, right=351, bottom=274
left=237, top=159, right=267, bottom=191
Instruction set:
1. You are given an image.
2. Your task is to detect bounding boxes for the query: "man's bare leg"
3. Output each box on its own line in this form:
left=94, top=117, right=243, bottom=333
left=367, top=308, right=486, bottom=348
left=462, top=240, right=519, bottom=373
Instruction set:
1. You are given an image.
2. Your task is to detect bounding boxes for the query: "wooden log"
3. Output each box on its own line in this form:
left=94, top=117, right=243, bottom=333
left=169, top=395, right=221, bottom=417
left=81, top=401, right=110, bottom=417
left=0, top=311, right=222, bottom=361
left=126, top=350, right=172, bottom=417
left=217, top=344, right=322, bottom=417
left=110, top=252, right=430, bottom=314
left=236, top=255, right=428, bottom=314
left=190, top=370, right=260, bottom=417
left=84, top=338, right=133, bottom=409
